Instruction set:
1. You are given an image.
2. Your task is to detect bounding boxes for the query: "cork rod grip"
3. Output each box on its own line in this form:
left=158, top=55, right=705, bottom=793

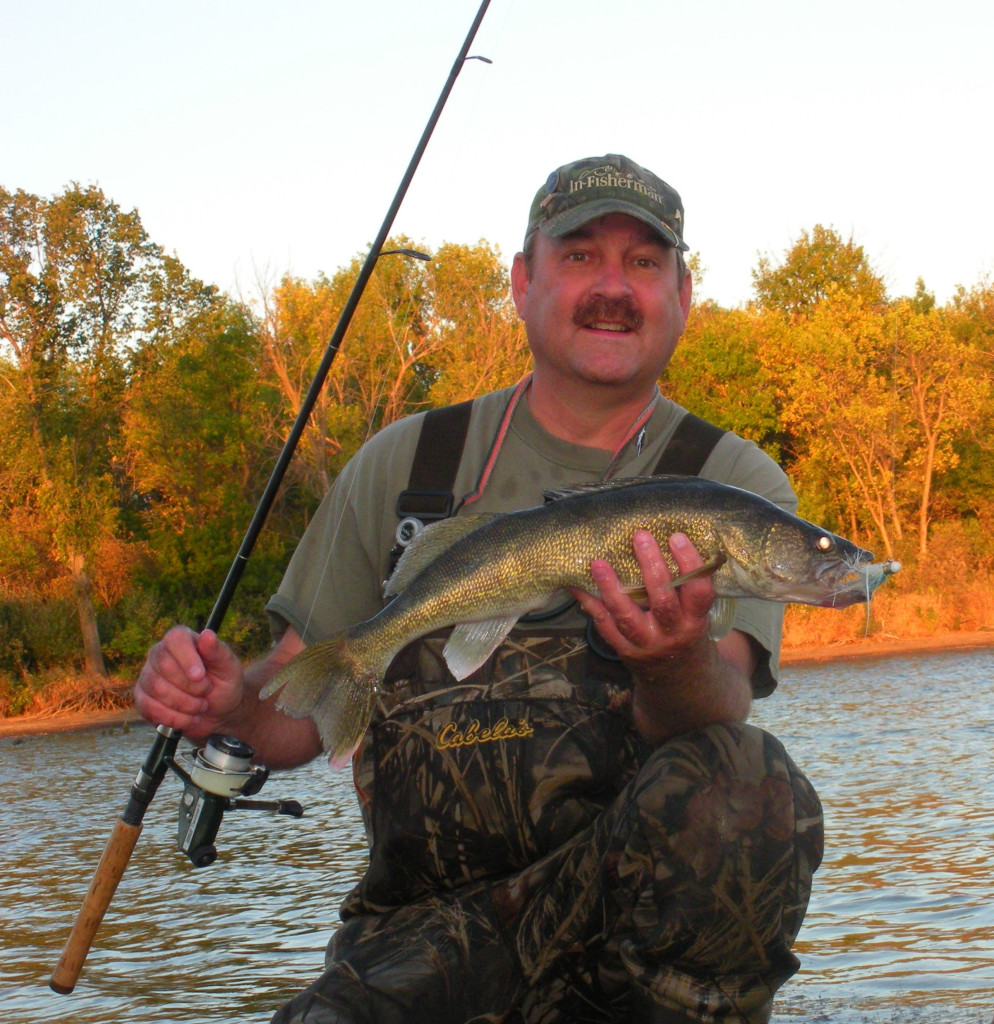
left=49, top=817, right=143, bottom=994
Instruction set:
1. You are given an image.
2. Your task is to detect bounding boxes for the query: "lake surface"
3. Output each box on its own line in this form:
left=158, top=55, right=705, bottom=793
left=2, top=648, right=992, bottom=1024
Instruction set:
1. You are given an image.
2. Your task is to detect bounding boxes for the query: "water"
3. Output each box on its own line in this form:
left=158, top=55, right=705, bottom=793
left=1, top=648, right=992, bottom=1024
left=750, top=648, right=994, bottom=1023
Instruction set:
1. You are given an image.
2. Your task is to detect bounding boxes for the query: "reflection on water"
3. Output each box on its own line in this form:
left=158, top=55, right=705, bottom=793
left=1, top=728, right=367, bottom=1024
left=1, top=648, right=992, bottom=1024
left=752, top=648, right=994, bottom=1023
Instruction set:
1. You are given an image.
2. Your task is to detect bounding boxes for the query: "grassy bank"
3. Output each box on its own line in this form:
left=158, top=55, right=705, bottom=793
left=0, top=669, right=134, bottom=721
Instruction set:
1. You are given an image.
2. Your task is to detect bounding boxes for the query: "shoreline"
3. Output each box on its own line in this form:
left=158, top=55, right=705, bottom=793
left=2, top=631, right=993, bottom=740
left=779, top=628, right=994, bottom=666
left=0, top=705, right=145, bottom=739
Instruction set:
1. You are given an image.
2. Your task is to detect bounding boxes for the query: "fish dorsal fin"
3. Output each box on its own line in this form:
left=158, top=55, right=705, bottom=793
left=443, top=614, right=521, bottom=680
left=542, top=475, right=698, bottom=503
left=385, top=513, right=503, bottom=597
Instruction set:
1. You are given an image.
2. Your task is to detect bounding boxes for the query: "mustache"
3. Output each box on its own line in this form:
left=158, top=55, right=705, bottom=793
left=572, top=296, right=644, bottom=331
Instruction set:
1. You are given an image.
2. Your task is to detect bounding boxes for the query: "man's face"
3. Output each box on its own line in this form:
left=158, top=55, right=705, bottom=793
left=511, top=212, right=692, bottom=393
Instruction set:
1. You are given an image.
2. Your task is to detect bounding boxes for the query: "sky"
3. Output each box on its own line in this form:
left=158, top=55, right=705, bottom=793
left=5, top=0, right=992, bottom=310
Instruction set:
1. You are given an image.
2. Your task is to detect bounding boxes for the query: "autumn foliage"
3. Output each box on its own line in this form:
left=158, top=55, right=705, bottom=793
left=1, top=188, right=992, bottom=714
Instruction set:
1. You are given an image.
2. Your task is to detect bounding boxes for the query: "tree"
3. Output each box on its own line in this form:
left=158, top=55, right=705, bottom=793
left=417, top=241, right=529, bottom=407
left=887, top=298, right=992, bottom=555
left=0, top=184, right=164, bottom=676
left=258, top=238, right=529, bottom=502
left=752, top=224, right=887, bottom=322
left=258, top=238, right=434, bottom=500
left=664, top=301, right=783, bottom=461
left=759, top=291, right=905, bottom=557
left=751, top=228, right=910, bottom=555
left=941, top=278, right=994, bottom=528
left=123, top=279, right=282, bottom=641
left=753, top=229, right=994, bottom=559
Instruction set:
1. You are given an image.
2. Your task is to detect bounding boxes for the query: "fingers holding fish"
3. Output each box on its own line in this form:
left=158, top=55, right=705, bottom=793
left=641, top=531, right=716, bottom=623
left=576, top=531, right=714, bottom=665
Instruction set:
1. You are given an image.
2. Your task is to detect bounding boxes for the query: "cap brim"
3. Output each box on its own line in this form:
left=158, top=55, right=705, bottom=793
left=539, top=198, right=689, bottom=251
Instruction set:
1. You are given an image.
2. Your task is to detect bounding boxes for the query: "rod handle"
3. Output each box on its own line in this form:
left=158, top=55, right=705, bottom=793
left=49, top=817, right=143, bottom=994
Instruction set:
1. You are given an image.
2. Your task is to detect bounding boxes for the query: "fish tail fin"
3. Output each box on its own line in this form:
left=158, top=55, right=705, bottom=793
left=260, top=631, right=380, bottom=767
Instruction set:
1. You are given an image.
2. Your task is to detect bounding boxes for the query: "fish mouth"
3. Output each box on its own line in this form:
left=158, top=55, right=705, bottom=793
left=739, top=549, right=900, bottom=608
left=808, top=557, right=901, bottom=608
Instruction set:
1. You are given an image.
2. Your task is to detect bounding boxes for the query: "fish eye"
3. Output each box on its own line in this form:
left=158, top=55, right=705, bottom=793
left=816, top=535, right=833, bottom=552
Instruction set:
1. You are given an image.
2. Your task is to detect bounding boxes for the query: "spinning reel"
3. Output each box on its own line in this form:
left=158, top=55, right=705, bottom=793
left=169, top=735, right=304, bottom=868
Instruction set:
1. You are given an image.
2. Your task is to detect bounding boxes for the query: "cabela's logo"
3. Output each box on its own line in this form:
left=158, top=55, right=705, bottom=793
left=435, top=717, right=534, bottom=751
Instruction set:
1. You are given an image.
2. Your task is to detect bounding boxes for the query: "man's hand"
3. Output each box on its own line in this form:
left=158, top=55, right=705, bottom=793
left=572, top=530, right=754, bottom=742
left=576, top=530, right=715, bottom=666
left=134, top=627, right=247, bottom=743
left=134, top=625, right=320, bottom=767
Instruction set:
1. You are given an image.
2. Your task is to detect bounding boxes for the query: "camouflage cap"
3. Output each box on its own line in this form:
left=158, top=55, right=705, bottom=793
left=525, top=154, right=689, bottom=252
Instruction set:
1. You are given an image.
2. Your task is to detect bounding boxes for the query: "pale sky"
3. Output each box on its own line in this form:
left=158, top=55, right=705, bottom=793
left=5, top=0, right=992, bottom=309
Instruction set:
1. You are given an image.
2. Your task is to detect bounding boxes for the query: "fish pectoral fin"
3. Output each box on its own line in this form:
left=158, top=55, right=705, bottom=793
left=614, top=553, right=729, bottom=604
left=707, top=597, right=735, bottom=641
left=667, top=552, right=728, bottom=589
left=443, top=615, right=520, bottom=680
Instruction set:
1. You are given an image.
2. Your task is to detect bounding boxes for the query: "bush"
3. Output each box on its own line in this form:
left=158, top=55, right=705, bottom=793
left=0, top=598, right=83, bottom=675
left=100, top=590, right=173, bottom=667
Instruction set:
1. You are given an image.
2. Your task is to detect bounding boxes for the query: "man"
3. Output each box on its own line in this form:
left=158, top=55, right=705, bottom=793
left=136, top=154, right=823, bottom=1023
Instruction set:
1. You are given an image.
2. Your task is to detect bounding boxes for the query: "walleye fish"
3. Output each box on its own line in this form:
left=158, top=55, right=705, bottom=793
left=261, top=476, right=899, bottom=763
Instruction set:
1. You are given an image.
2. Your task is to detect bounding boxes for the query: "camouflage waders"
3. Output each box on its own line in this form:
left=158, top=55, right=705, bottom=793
left=271, top=634, right=823, bottom=1024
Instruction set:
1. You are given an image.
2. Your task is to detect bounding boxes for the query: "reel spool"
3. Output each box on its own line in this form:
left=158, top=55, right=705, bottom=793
left=181, top=735, right=267, bottom=798
left=171, top=735, right=302, bottom=868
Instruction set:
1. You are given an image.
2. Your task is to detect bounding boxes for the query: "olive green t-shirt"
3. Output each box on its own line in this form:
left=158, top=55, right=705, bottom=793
left=266, top=385, right=796, bottom=693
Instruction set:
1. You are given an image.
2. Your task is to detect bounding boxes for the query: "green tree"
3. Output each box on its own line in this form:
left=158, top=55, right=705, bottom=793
left=123, top=280, right=282, bottom=645
left=941, top=278, right=994, bottom=530
left=664, top=301, right=783, bottom=461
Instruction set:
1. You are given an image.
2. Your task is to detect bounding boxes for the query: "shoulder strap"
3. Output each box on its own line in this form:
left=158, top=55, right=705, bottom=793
left=395, top=399, right=474, bottom=522
left=396, top=402, right=725, bottom=522
left=652, top=411, right=726, bottom=476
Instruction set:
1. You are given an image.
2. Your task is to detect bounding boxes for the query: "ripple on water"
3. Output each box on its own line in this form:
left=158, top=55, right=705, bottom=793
left=2, top=648, right=993, bottom=1023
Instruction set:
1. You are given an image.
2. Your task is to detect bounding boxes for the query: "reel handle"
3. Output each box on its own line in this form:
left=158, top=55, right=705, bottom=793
left=50, top=816, right=143, bottom=994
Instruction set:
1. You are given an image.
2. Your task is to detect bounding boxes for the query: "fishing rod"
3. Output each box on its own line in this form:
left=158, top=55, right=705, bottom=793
left=49, top=0, right=493, bottom=995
